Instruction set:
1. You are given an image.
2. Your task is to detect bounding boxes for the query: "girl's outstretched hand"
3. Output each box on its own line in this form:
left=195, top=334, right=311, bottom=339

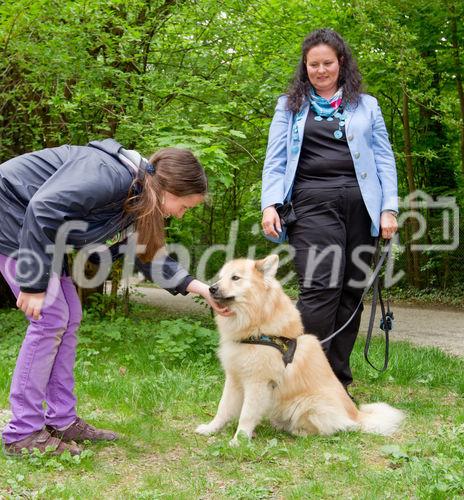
left=187, top=280, right=234, bottom=317
left=17, top=291, right=46, bottom=320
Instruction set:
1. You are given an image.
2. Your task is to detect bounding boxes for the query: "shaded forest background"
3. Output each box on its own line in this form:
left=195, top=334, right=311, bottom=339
left=0, top=0, right=463, bottom=305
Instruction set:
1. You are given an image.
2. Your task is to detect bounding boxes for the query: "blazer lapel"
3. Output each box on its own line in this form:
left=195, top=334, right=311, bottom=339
left=296, top=101, right=310, bottom=142
left=343, top=102, right=356, bottom=136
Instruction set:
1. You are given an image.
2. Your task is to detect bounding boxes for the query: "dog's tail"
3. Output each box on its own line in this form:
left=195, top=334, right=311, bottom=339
left=357, top=402, right=405, bottom=436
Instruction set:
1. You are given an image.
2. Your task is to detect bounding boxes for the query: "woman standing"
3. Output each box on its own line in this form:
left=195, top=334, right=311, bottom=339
left=0, top=138, right=230, bottom=456
left=261, top=29, right=398, bottom=394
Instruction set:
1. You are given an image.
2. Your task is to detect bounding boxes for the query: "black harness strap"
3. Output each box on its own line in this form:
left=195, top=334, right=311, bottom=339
left=240, top=336, right=297, bottom=366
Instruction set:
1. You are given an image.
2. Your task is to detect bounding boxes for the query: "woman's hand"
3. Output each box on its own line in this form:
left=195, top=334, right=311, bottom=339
left=262, top=206, right=281, bottom=238
left=186, top=280, right=234, bottom=317
left=380, top=211, right=398, bottom=240
left=17, top=291, right=46, bottom=320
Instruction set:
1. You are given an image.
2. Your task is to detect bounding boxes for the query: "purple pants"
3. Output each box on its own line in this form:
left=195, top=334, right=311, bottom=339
left=0, top=254, right=81, bottom=444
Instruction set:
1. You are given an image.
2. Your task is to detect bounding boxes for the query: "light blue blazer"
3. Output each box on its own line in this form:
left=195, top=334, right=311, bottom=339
left=261, top=93, right=398, bottom=237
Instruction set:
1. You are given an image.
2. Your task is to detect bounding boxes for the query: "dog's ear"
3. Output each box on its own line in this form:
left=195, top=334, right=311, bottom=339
left=255, top=254, right=279, bottom=278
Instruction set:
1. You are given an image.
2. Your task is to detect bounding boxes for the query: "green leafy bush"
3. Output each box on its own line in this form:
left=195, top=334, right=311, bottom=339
left=78, top=304, right=219, bottom=365
left=153, top=319, right=218, bottom=363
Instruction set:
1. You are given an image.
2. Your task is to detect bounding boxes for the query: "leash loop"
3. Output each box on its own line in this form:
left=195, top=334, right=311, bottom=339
left=320, top=239, right=393, bottom=372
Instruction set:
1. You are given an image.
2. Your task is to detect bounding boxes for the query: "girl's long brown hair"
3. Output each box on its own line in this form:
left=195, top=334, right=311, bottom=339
left=124, top=147, right=207, bottom=262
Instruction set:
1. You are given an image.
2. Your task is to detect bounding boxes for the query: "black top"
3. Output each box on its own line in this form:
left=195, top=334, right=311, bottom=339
left=294, top=108, right=358, bottom=189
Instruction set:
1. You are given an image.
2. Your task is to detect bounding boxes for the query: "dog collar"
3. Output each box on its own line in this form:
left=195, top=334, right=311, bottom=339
left=240, top=335, right=297, bottom=366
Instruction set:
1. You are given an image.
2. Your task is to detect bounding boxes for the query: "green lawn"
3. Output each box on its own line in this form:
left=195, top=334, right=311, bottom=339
left=0, top=303, right=463, bottom=499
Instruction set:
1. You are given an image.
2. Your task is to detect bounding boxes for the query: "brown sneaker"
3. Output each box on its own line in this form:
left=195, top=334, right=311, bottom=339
left=3, top=428, right=82, bottom=457
left=47, top=417, right=119, bottom=443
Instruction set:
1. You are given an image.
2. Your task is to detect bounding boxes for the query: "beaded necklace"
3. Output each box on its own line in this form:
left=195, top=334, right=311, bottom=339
left=313, top=109, right=347, bottom=139
left=309, top=87, right=346, bottom=140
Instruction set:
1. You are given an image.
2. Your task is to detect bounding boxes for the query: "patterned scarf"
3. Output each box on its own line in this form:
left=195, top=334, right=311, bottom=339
left=309, top=87, right=343, bottom=117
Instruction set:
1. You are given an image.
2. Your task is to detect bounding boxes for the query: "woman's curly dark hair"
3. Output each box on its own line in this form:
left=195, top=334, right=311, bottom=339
left=286, top=29, right=363, bottom=114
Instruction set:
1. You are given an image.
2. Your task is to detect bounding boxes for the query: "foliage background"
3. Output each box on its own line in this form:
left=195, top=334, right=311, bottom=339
left=0, top=0, right=463, bottom=294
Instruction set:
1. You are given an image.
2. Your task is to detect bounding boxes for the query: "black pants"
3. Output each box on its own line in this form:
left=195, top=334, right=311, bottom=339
left=288, top=185, right=374, bottom=387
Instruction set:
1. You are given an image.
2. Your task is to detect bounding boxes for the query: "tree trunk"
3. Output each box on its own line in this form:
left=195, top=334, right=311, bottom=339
left=402, top=91, right=421, bottom=288
left=0, top=274, right=16, bottom=308
left=449, top=9, right=464, bottom=178
left=76, top=262, right=104, bottom=307
left=418, top=50, right=456, bottom=194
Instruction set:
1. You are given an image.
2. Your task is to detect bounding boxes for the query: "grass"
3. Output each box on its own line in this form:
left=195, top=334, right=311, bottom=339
left=0, top=303, right=463, bottom=499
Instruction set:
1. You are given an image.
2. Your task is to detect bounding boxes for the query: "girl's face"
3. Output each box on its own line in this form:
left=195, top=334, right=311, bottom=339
left=305, top=44, right=340, bottom=98
left=161, top=192, right=205, bottom=218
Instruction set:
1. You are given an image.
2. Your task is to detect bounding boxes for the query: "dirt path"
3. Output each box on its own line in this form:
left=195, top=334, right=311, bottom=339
left=133, top=286, right=464, bottom=357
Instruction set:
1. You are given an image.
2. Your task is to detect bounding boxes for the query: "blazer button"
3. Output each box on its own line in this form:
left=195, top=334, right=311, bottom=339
left=348, top=135, right=354, bottom=141
left=361, top=172, right=367, bottom=179
left=354, top=152, right=360, bottom=159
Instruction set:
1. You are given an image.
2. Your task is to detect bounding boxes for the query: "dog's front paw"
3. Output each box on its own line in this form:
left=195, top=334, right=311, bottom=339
left=229, top=430, right=250, bottom=447
left=195, top=423, right=216, bottom=436
left=229, top=437, right=240, bottom=447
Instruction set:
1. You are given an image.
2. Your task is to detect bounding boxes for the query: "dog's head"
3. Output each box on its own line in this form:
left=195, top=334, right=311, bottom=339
left=209, top=254, right=279, bottom=312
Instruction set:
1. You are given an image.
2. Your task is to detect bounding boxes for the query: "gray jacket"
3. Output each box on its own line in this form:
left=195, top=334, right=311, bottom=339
left=0, top=139, right=194, bottom=294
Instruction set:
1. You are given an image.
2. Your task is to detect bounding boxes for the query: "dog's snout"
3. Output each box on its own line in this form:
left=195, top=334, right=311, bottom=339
left=209, top=285, right=219, bottom=295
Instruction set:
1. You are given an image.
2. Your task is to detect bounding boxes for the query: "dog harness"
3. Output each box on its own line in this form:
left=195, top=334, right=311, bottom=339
left=240, top=335, right=297, bottom=366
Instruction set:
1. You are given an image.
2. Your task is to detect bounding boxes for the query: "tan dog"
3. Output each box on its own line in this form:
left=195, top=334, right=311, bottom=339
left=196, top=255, right=404, bottom=445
